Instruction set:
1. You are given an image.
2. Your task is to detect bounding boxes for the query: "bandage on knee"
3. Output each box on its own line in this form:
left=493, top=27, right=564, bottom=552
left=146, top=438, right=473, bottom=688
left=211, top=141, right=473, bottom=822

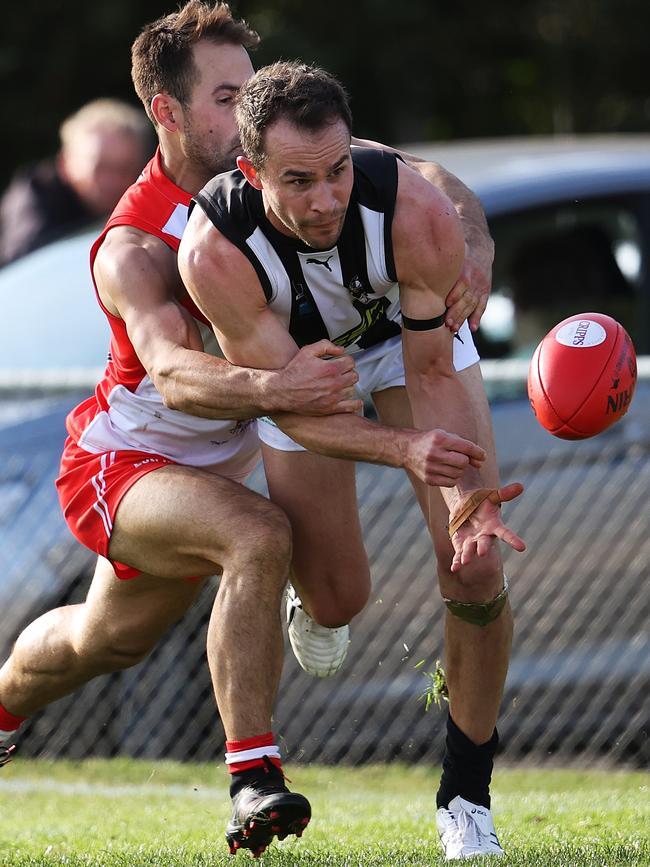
left=443, top=576, right=509, bottom=627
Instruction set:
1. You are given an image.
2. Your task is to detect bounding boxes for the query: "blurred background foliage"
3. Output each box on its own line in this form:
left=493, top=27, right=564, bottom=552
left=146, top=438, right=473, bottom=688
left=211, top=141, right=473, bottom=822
left=2, top=0, right=649, bottom=188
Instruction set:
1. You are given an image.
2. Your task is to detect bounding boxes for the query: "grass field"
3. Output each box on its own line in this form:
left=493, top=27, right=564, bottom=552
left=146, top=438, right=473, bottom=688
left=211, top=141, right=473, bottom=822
left=0, top=759, right=647, bottom=866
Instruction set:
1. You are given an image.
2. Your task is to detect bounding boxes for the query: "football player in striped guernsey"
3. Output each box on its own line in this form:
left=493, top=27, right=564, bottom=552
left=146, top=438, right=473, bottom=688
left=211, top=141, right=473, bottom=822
left=179, top=61, right=525, bottom=860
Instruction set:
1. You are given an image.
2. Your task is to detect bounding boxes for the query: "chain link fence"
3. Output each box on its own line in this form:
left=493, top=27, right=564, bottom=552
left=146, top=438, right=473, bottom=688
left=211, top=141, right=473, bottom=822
left=1, top=376, right=649, bottom=768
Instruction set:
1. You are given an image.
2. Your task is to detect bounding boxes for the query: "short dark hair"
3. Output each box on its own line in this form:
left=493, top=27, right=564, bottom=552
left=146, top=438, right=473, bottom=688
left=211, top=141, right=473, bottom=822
left=235, top=61, right=353, bottom=168
left=131, top=0, right=259, bottom=125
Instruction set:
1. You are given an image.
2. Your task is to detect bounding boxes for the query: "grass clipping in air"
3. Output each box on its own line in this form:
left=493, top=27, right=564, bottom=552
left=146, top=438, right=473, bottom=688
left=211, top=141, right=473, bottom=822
left=416, top=658, right=449, bottom=711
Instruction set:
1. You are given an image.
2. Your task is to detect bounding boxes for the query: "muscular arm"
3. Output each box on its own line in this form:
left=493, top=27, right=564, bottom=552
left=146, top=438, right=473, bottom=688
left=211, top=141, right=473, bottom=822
left=392, top=160, right=480, bottom=509
left=394, top=160, right=524, bottom=558
left=94, top=226, right=360, bottom=420
left=352, top=136, right=493, bottom=331
left=178, top=208, right=485, bottom=487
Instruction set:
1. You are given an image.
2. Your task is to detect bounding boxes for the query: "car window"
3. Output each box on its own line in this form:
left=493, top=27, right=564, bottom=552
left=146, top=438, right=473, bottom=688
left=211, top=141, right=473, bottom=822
left=0, top=230, right=108, bottom=370
left=476, top=196, right=647, bottom=358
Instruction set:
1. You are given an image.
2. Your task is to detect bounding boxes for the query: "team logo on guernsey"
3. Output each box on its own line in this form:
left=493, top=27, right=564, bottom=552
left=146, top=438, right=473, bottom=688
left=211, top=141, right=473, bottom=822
left=334, top=297, right=392, bottom=348
left=348, top=275, right=371, bottom=305
left=209, top=419, right=254, bottom=446
left=306, top=255, right=334, bottom=272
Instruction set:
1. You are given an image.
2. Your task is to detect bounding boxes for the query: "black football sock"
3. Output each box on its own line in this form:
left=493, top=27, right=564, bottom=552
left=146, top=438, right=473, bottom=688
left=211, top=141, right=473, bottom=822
left=436, top=714, right=498, bottom=809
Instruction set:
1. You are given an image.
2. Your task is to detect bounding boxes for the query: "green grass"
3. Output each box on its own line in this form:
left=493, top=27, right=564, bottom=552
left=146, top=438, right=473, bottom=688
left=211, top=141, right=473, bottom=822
left=0, top=760, right=648, bottom=865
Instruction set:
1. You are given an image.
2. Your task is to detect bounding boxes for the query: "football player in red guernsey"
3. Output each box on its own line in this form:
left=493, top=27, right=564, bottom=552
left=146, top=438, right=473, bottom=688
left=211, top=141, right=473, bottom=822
left=0, top=1, right=496, bottom=857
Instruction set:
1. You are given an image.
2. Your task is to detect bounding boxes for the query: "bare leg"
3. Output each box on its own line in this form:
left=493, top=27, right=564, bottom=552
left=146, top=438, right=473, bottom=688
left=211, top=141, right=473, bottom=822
left=261, top=445, right=370, bottom=628
left=0, top=464, right=292, bottom=741
left=0, top=557, right=204, bottom=715
left=373, top=367, right=513, bottom=744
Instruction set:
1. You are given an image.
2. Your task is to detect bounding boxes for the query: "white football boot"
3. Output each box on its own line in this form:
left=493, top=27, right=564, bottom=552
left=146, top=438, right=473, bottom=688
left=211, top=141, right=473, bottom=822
left=286, top=585, right=349, bottom=678
left=436, top=796, right=505, bottom=860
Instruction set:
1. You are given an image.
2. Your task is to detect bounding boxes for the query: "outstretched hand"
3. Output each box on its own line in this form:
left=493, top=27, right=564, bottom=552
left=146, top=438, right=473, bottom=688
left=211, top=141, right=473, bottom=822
left=450, top=483, right=525, bottom=572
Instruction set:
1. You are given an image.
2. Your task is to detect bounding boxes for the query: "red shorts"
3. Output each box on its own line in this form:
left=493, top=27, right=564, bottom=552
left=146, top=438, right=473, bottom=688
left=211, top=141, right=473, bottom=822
left=56, top=437, right=176, bottom=580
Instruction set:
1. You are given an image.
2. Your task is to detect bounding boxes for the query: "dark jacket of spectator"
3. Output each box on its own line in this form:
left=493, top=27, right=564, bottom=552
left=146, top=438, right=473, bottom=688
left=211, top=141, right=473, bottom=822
left=0, top=159, right=97, bottom=264
left=0, top=99, right=153, bottom=267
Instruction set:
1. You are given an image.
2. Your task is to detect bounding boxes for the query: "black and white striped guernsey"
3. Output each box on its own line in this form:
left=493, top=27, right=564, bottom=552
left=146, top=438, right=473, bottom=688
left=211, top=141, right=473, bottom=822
left=193, top=147, right=403, bottom=352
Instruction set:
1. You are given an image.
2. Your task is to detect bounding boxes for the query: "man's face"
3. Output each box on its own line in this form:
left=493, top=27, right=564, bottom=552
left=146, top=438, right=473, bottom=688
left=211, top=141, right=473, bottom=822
left=256, top=118, right=353, bottom=251
left=181, top=40, right=254, bottom=177
left=62, top=128, right=147, bottom=216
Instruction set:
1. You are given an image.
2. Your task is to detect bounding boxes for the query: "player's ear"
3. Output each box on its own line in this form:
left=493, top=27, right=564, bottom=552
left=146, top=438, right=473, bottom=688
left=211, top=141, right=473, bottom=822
left=237, top=155, right=263, bottom=190
left=151, top=93, right=182, bottom=132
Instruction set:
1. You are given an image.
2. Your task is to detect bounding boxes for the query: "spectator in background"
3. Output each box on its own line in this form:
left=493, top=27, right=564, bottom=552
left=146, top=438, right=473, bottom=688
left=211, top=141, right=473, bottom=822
left=0, top=98, right=153, bottom=266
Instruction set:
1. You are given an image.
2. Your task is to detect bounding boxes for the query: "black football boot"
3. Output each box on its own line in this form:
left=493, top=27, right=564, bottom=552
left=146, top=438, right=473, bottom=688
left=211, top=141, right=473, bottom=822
left=226, top=758, right=311, bottom=858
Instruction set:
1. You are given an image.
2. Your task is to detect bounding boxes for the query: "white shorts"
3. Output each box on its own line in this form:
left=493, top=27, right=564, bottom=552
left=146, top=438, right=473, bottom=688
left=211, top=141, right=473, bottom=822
left=258, top=321, right=480, bottom=452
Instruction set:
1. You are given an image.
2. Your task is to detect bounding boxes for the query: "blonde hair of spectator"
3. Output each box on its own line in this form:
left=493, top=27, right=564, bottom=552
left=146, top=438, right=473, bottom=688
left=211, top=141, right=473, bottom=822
left=59, top=99, right=151, bottom=153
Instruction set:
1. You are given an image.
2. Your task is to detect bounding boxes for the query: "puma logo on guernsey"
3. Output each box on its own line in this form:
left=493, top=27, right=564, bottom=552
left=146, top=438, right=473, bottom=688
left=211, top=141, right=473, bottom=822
left=306, top=256, right=334, bottom=272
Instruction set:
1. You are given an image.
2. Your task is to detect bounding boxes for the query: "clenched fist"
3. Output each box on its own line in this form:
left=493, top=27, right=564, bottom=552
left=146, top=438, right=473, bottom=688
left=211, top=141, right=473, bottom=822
left=400, top=429, right=486, bottom=487
left=278, top=341, right=362, bottom=416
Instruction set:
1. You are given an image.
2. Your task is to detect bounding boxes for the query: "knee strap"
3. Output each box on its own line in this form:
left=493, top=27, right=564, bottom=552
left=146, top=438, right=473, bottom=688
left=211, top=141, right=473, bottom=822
left=443, top=576, right=509, bottom=627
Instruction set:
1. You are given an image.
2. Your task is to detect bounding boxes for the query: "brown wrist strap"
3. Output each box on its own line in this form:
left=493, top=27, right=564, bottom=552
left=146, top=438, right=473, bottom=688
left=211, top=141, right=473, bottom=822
left=448, top=488, right=501, bottom=538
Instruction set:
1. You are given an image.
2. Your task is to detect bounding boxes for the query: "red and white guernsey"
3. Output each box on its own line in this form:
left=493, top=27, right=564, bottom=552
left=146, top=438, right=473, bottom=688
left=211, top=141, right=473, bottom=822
left=65, top=148, right=260, bottom=481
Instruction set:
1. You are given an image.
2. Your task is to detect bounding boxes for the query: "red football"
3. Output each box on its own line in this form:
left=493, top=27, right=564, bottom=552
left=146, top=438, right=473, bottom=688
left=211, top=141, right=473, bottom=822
left=527, top=312, right=637, bottom=440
